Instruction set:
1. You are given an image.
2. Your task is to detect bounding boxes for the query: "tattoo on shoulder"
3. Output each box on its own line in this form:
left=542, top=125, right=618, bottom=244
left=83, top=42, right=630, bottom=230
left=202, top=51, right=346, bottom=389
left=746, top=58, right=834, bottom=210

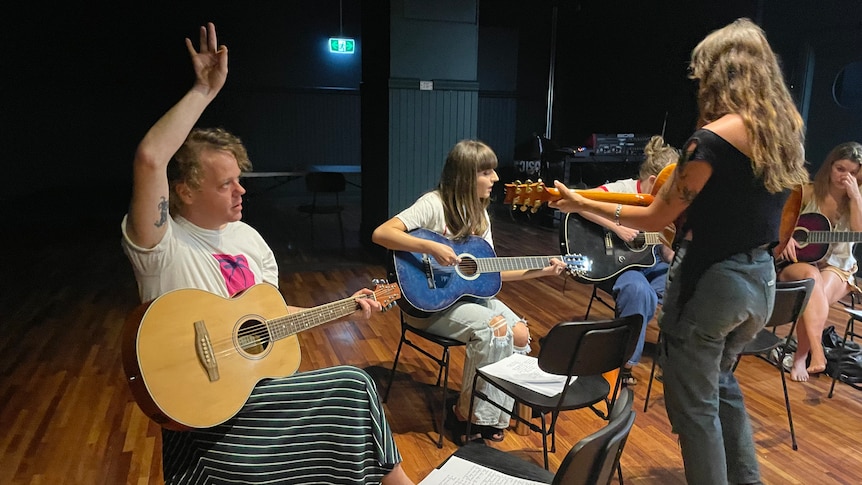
left=660, top=168, right=698, bottom=204
left=673, top=169, right=699, bottom=203
left=154, top=197, right=169, bottom=228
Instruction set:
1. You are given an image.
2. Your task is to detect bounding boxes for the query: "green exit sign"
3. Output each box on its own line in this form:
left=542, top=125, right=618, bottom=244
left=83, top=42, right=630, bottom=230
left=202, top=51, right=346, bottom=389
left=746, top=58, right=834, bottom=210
left=329, top=37, right=355, bottom=54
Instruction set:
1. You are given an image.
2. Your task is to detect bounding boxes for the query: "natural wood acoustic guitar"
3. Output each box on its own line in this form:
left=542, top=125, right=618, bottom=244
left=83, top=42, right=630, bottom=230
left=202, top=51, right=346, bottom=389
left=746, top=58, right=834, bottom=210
left=122, top=281, right=400, bottom=430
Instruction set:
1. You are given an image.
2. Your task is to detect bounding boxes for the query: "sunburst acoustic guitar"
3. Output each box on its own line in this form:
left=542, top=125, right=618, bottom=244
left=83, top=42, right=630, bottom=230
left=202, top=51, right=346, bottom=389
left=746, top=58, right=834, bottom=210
left=122, top=281, right=400, bottom=430
left=785, top=212, right=862, bottom=263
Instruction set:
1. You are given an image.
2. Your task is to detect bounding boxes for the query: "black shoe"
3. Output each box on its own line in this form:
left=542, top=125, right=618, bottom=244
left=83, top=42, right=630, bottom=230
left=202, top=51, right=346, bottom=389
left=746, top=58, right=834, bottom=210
left=444, top=409, right=483, bottom=446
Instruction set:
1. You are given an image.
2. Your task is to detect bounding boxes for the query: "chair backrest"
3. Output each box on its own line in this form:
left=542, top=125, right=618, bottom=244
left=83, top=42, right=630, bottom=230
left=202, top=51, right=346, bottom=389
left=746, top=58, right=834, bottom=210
left=538, top=315, right=641, bottom=378
left=765, top=278, right=814, bottom=329
left=608, top=387, right=634, bottom=422
left=305, top=171, right=346, bottom=193
left=552, top=408, right=637, bottom=485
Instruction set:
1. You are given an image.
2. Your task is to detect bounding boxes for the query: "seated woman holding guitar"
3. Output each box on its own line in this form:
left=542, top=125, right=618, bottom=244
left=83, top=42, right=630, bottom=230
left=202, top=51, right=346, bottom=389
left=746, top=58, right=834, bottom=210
left=121, top=23, right=413, bottom=485
left=777, top=141, right=862, bottom=382
left=573, top=135, right=679, bottom=385
left=372, top=140, right=569, bottom=444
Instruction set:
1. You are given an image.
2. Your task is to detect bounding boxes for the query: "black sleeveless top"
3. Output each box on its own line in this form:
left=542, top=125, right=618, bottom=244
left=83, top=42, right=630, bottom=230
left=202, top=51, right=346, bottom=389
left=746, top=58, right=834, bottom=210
left=675, top=129, right=789, bottom=305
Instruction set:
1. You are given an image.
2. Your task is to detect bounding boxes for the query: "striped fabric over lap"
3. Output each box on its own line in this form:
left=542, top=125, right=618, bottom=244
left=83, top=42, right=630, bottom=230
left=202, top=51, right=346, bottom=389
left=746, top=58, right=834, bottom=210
left=161, top=366, right=402, bottom=485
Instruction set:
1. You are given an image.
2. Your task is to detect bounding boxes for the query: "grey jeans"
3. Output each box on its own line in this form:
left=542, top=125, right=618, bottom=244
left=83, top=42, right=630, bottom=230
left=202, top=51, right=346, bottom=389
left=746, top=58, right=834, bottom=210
left=658, top=243, right=775, bottom=485
left=406, top=297, right=523, bottom=428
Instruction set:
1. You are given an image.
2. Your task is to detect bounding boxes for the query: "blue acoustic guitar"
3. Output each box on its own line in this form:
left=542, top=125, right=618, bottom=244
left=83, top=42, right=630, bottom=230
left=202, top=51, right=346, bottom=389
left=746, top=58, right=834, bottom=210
left=389, top=228, right=592, bottom=318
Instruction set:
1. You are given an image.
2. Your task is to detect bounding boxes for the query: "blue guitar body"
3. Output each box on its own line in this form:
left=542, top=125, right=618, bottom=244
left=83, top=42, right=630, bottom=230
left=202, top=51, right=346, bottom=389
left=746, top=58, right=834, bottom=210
left=390, top=229, right=501, bottom=318
left=389, top=228, right=591, bottom=318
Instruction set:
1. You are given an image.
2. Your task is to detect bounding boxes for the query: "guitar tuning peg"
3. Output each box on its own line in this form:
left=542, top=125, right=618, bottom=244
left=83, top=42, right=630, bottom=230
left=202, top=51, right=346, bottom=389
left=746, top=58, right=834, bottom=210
left=520, top=204, right=529, bottom=212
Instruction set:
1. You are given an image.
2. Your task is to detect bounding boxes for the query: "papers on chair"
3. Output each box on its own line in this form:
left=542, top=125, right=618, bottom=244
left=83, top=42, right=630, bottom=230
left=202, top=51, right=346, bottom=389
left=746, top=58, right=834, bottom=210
left=478, top=353, right=576, bottom=397
left=846, top=308, right=862, bottom=320
left=419, top=456, right=549, bottom=485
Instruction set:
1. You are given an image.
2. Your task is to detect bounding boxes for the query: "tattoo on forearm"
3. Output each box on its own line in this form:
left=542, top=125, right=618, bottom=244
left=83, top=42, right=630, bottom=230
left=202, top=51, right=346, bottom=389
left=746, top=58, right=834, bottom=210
left=155, top=197, right=169, bottom=227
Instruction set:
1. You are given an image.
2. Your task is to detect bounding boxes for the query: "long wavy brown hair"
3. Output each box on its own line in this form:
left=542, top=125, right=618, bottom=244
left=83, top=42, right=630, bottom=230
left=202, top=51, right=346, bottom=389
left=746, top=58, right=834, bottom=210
left=812, top=141, right=862, bottom=217
left=437, top=140, right=498, bottom=239
left=167, top=127, right=252, bottom=215
left=689, top=18, right=809, bottom=193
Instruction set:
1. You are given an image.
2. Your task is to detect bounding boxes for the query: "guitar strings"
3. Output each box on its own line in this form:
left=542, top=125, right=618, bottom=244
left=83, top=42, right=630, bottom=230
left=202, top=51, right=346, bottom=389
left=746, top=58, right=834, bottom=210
left=205, top=296, right=369, bottom=359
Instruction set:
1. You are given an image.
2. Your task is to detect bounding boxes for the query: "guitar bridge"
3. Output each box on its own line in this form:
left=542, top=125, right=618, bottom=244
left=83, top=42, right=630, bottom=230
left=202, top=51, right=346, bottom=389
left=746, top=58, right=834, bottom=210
left=422, top=254, right=437, bottom=289
left=194, top=320, right=220, bottom=382
left=603, top=231, right=614, bottom=256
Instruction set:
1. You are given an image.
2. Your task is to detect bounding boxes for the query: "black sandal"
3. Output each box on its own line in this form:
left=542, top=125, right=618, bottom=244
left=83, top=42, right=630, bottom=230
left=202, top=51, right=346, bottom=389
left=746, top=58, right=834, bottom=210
left=478, top=425, right=505, bottom=442
left=444, top=408, right=483, bottom=446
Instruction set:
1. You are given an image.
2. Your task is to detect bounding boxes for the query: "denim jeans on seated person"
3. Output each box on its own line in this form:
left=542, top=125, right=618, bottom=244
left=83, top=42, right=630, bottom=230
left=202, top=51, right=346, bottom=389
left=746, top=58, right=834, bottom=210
left=613, top=246, right=668, bottom=367
left=658, top=242, right=775, bottom=485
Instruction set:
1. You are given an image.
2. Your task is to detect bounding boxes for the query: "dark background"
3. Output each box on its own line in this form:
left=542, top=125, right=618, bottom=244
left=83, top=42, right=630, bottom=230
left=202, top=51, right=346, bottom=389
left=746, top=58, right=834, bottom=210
left=3, top=0, right=860, bottom=229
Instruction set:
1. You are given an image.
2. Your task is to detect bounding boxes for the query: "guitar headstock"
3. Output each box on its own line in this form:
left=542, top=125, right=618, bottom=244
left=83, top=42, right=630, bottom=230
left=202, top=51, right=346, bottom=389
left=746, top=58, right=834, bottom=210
left=503, top=180, right=561, bottom=213
left=562, top=254, right=592, bottom=277
left=372, top=279, right=402, bottom=312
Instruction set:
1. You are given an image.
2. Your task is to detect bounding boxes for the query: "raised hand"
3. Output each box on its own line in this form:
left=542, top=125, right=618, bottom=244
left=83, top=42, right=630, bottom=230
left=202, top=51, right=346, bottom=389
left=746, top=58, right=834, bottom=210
left=185, top=22, right=228, bottom=97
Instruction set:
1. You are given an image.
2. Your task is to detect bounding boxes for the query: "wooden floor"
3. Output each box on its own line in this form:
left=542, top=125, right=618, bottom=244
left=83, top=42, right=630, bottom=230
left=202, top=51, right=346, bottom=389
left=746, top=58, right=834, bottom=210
left=3, top=191, right=862, bottom=485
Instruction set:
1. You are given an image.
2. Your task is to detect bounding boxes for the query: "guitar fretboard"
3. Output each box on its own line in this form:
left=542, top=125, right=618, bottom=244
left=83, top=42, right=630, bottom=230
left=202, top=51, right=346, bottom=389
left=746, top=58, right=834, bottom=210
left=804, top=231, right=862, bottom=244
left=266, top=297, right=362, bottom=341
left=474, top=255, right=563, bottom=273
left=639, top=232, right=663, bottom=246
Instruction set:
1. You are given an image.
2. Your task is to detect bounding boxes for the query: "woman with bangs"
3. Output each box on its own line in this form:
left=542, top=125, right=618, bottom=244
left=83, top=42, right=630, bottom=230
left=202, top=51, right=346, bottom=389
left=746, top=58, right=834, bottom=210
left=373, top=140, right=568, bottom=444
left=549, top=19, right=810, bottom=484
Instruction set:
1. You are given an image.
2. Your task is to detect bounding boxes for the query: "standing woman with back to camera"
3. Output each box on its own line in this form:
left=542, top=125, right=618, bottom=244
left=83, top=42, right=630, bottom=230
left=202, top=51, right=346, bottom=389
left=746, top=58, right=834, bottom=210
left=550, top=18, right=809, bottom=484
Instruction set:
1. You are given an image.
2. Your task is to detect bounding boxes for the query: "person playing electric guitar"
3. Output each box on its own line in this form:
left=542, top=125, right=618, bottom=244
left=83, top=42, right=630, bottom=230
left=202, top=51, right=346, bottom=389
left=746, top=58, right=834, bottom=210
left=372, top=139, right=569, bottom=444
left=777, top=141, right=862, bottom=382
left=573, top=135, right=679, bottom=385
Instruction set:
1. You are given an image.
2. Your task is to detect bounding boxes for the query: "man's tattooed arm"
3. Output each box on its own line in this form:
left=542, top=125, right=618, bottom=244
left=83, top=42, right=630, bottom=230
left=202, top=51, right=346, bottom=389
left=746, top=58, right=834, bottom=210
left=155, top=196, right=169, bottom=227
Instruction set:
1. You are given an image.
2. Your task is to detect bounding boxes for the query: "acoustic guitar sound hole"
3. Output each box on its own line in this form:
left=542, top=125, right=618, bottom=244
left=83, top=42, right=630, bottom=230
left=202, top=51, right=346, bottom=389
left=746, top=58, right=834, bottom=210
left=459, top=258, right=478, bottom=276
left=236, top=319, right=270, bottom=356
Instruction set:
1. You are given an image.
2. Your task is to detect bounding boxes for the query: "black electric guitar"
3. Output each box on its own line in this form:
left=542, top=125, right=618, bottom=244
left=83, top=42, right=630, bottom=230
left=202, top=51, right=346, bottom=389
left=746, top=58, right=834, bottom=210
left=786, top=212, right=862, bottom=263
left=560, top=213, right=675, bottom=282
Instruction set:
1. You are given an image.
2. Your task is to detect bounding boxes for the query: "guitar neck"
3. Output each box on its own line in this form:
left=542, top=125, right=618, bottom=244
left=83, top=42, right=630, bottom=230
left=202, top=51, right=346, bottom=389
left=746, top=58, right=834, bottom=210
left=804, top=231, right=862, bottom=244
left=641, top=232, right=664, bottom=246
left=475, top=255, right=562, bottom=273
left=266, top=296, right=364, bottom=340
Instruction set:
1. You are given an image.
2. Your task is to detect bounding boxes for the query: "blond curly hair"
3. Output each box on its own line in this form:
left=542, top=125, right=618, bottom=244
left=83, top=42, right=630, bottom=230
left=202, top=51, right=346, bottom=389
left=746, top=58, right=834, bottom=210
left=167, top=127, right=252, bottom=215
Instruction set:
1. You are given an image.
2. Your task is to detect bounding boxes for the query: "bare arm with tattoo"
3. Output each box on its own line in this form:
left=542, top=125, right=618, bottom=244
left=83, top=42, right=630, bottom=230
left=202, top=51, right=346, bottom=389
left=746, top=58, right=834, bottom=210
left=126, top=23, right=228, bottom=249
left=549, top=114, right=759, bottom=233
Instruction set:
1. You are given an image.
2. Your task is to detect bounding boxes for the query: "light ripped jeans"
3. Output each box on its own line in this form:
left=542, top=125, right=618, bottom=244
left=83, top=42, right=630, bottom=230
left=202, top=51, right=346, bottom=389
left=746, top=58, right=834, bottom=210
left=405, top=297, right=526, bottom=428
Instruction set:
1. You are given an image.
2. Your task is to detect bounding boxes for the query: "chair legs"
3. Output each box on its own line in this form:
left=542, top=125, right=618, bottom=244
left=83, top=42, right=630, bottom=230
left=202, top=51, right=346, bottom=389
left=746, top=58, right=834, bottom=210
left=643, top=332, right=662, bottom=413
left=466, top=373, right=557, bottom=470
left=777, top=347, right=798, bottom=450
left=384, top=322, right=457, bottom=449
left=828, top=316, right=861, bottom=398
